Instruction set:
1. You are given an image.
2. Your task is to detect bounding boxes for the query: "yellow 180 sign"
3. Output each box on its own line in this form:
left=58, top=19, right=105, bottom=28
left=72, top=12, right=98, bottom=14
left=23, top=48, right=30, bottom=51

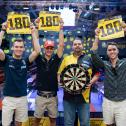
left=98, top=16, right=124, bottom=40
left=39, top=11, right=60, bottom=31
left=7, top=12, right=31, bottom=34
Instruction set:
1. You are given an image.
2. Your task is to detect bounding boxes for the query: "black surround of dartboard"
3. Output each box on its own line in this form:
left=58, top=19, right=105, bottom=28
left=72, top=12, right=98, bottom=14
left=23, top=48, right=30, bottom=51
left=60, top=64, right=90, bottom=95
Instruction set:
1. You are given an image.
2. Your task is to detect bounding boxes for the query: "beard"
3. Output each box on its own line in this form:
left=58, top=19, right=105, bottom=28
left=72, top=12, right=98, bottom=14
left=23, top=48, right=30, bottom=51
left=74, top=48, right=83, bottom=56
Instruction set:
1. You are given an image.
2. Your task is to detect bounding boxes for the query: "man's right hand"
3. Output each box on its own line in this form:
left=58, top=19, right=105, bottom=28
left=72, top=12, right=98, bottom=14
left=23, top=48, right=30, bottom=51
left=90, top=28, right=100, bottom=51
left=95, top=28, right=100, bottom=37
left=34, top=17, right=40, bottom=29
left=1, top=22, right=8, bottom=31
left=60, top=18, right=64, bottom=30
left=121, top=21, right=126, bottom=32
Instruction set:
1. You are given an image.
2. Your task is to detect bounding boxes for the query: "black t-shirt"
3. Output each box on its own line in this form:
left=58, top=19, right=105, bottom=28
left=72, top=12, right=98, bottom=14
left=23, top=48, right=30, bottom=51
left=35, top=54, right=61, bottom=92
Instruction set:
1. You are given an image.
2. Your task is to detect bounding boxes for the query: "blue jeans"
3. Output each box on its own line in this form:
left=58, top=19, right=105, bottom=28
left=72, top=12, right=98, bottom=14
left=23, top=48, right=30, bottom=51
left=64, top=100, right=90, bottom=126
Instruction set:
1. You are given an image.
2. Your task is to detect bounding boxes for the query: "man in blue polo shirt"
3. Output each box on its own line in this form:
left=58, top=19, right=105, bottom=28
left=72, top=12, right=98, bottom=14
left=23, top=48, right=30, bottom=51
left=0, top=22, right=41, bottom=126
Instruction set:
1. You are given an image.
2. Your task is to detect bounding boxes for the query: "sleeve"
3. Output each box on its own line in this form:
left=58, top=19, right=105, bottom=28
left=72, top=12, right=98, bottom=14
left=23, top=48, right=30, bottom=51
left=89, top=55, right=102, bottom=77
left=25, top=53, right=38, bottom=67
left=91, top=51, right=105, bottom=69
left=34, top=54, right=42, bottom=64
left=25, top=57, right=31, bottom=67
left=55, top=53, right=62, bottom=62
left=58, top=58, right=66, bottom=74
left=0, top=54, right=9, bottom=66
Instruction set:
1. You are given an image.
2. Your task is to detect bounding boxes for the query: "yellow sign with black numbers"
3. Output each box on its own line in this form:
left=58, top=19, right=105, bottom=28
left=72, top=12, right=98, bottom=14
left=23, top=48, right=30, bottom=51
left=39, top=11, right=60, bottom=31
left=98, top=15, right=124, bottom=40
left=7, top=12, right=31, bottom=34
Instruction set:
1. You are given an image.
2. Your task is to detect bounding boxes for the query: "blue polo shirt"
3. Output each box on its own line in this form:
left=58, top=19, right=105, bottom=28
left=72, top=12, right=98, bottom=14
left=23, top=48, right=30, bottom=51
left=1, top=55, right=30, bottom=97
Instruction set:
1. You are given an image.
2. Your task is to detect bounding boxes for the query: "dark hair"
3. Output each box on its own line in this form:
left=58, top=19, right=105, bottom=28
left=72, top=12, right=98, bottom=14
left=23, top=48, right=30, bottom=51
left=107, top=42, right=118, bottom=49
left=14, top=38, right=24, bottom=43
left=73, top=37, right=82, bottom=42
left=13, top=38, right=24, bottom=46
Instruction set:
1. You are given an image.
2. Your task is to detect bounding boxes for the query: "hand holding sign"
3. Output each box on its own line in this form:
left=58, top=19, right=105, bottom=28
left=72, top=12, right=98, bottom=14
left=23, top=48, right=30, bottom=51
left=60, top=18, right=64, bottom=30
left=34, top=17, right=40, bottom=29
left=1, top=22, right=8, bottom=31
left=95, top=28, right=100, bottom=37
left=29, top=22, right=39, bottom=39
left=121, top=21, right=126, bottom=32
left=30, top=23, right=37, bottom=34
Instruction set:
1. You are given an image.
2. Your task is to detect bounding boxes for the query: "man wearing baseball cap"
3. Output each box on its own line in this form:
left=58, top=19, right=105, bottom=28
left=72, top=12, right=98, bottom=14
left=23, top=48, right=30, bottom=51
left=33, top=19, right=64, bottom=126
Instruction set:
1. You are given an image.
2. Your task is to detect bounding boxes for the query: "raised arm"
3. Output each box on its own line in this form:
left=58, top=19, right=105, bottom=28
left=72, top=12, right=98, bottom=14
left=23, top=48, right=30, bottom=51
left=57, top=57, right=66, bottom=86
left=90, top=28, right=100, bottom=51
left=91, top=28, right=104, bottom=68
left=57, top=18, right=64, bottom=58
left=0, top=22, right=8, bottom=61
left=28, top=23, right=41, bottom=63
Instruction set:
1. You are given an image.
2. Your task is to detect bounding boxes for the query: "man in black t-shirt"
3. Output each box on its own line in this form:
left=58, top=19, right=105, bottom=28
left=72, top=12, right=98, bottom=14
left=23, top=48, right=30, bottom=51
left=33, top=19, right=64, bottom=126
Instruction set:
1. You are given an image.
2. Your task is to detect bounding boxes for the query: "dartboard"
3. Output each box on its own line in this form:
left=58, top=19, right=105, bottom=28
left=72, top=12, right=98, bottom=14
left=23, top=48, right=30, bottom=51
left=60, top=64, right=90, bottom=94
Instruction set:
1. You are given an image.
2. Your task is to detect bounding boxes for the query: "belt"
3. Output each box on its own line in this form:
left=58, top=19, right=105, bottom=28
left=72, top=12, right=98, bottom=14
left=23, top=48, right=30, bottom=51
left=37, top=92, right=56, bottom=98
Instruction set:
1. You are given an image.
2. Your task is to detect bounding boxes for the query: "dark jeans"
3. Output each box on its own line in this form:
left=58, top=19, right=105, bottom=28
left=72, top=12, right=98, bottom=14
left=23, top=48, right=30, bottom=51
left=64, top=100, right=90, bottom=126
